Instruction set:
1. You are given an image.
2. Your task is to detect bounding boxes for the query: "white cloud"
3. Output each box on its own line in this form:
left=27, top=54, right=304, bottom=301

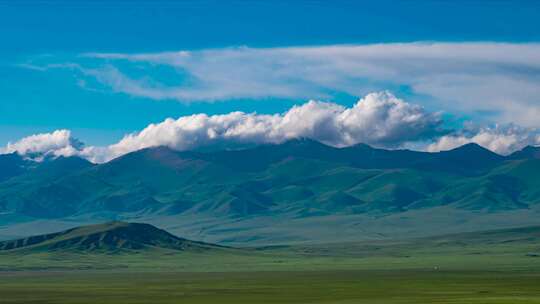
left=0, top=130, right=84, bottom=161
left=101, top=91, right=442, bottom=162
left=427, top=124, right=540, bottom=155
left=1, top=92, right=444, bottom=163
left=78, top=42, right=540, bottom=127
left=4, top=92, right=538, bottom=163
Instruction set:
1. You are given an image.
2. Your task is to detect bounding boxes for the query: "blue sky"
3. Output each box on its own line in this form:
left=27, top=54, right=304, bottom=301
left=1, top=0, right=540, bottom=160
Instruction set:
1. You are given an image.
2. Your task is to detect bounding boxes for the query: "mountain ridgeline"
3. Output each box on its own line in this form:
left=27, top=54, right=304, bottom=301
left=0, top=140, right=539, bottom=244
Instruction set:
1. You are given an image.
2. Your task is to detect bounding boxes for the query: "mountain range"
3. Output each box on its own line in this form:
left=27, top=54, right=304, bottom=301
left=0, top=139, right=539, bottom=245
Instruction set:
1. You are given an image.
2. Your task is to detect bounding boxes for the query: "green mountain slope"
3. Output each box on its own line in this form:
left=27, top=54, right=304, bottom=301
left=0, top=140, right=539, bottom=245
left=509, top=145, right=540, bottom=160
left=410, top=158, right=540, bottom=211
left=0, top=141, right=535, bottom=218
left=0, top=156, right=95, bottom=218
left=192, top=139, right=504, bottom=175
left=0, top=153, right=31, bottom=182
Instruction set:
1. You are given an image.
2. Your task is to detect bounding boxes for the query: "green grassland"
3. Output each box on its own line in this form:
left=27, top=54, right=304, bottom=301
left=1, top=225, right=540, bottom=303
left=2, top=270, right=540, bottom=304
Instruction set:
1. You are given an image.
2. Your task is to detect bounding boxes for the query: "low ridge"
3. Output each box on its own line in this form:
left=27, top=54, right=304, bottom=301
left=0, top=222, right=225, bottom=253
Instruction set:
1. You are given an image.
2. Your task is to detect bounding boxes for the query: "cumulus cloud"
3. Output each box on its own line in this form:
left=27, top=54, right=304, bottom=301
left=4, top=92, right=538, bottom=163
left=100, top=91, right=442, bottom=162
left=1, top=92, right=445, bottom=163
left=75, top=42, right=540, bottom=127
left=427, top=124, right=540, bottom=155
left=0, top=130, right=85, bottom=161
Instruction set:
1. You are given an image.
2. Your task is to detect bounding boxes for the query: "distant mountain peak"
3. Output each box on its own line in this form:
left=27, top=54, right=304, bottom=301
left=143, top=145, right=183, bottom=158
left=43, top=155, right=94, bottom=167
left=280, top=137, right=326, bottom=146
left=452, top=142, right=489, bottom=151
left=443, top=142, right=503, bottom=158
left=509, top=145, right=540, bottom=160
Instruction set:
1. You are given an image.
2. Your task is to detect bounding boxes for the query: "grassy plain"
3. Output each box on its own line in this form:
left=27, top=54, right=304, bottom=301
left=1, top=226, right=540, bottom=303
left=2, top=270, right=540, bottom=304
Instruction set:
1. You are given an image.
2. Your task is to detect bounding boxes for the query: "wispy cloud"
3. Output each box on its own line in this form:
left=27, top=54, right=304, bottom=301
left=74, top=42, right=540, bottom=127
left=21, top=43, right=540, bottom=127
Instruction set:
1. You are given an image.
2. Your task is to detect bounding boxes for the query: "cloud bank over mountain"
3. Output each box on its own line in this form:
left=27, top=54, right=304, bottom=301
left=427, top=124, right=540, bottom=155
left=102, top=91, right=442, bottom=161
left=2, top=92, right=539, bottom=163
left=0, top=130, right=84, bottom=161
